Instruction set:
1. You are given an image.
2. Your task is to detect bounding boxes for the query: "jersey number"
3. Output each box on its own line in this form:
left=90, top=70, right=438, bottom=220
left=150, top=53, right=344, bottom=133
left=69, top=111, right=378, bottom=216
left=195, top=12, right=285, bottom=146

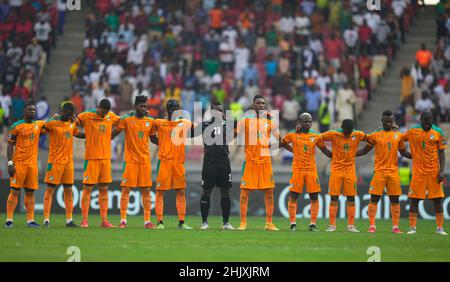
left=214, top=127, right=221, bottom=135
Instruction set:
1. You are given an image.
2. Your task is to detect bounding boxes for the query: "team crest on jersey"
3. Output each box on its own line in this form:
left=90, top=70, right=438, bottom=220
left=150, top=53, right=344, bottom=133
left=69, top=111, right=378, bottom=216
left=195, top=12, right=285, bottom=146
left=178, top=122, right=183, bottom=127
left=49, top=176, right=54, bottom=181
left=106, top=116, right=110, bottom=121
left=352, top=136, right=356, bottom=141
left=70, top=123, right=74, bottom=129
left=369, top=185, right=374, bottom=191
left=35, top=124, right=38, bottom=130
left=394, top=134, right=398, bottom=139
left=310, top=137, right=315, bottom=142
left=241, top=181, right=246, bottom=186
left=146, top=122, right=150, bottom=127
left=430, top=134, right=435, bottom=140
left=156, top=182, right=161, bottom=187
left=12, top=178, right=16, bottom=184
left=84, top=176, right=89, bottom=181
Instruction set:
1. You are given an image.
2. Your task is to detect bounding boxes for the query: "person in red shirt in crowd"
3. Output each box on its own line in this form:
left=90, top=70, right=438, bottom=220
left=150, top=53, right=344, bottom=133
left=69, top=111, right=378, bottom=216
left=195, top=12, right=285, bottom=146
left=340, top=54, right=356, bottom=85
left=209, top=4, right=223, bottom=32
left=358, top=20, right=372, bottom=55
left=70, top=91, right=85, bottom=115
left=15, top=17, right=33, bottom=47
left=415, top=43, right=433, bottom=71
left=20, top=1, right=37, bottom=21
left=96, top=0, right=111, bottom=16
left=11, top=81, right=31, bottom=101
left=358, top=51, right=373, bottom=100
left=0, top=15, right=15, bottom=42
left=133, top=8, right=148, bottom=36
left=324, top=32, right=345, bottom=68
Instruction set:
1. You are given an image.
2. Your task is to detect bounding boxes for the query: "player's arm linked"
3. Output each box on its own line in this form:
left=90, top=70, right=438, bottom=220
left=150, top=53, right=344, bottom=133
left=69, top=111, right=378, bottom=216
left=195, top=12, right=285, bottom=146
left=438, top=149, right=445, bottom=183
left=7, top=136, right=15, bottom=177
left=356, top=143, right=374, bottom=157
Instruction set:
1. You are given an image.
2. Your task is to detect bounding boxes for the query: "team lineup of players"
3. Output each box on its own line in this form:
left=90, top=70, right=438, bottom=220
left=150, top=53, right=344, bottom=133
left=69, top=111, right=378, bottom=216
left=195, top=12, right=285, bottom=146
left=4, top=94, right=447, bottom=235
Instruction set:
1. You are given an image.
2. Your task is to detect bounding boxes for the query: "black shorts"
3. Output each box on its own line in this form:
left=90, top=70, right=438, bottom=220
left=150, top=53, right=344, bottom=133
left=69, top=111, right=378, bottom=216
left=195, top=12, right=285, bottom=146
left=202, top=157, right=232, bottom=189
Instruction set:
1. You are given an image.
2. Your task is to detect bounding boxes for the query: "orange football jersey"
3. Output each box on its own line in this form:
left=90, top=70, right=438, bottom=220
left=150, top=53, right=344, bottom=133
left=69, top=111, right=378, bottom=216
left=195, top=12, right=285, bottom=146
left=116, top=114, right=155, bottom=163
left=320, top=130, right=367, bottom=174
left=282, top=129, right=325, bottom=172
left=77, top=109, right=120, bottom=160
left=8, top=120, right=46, bottom=165
left=44, top=117, right=79, bottom=164
left=403, top=124, right=447, bottom=175
left=237, top=116, right=273, bottom=164
left=366, top=130, right=406, bottom=173
left=153, top=118, right=193, bottom=163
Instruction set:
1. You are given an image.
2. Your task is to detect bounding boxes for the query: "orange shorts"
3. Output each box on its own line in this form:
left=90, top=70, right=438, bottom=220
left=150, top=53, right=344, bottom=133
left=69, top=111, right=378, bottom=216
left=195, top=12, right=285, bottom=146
left=369, top=171, right=402, bottom=196
left=10, top=163, right=39, bottom=190
left=408, top=174, right=445, bottom=199
left=121, top=162, right=152, bottom=188
left=289, top=169, right=321, bottom=194
left=328, top=172, right=357, bottom=196
left=156, top=160, right=185, bottom=190
left=240, top=161, right=275, bottom=190
left=44, top=162, right=74, bottom=185
left=83, top=159, right=112, bottom=185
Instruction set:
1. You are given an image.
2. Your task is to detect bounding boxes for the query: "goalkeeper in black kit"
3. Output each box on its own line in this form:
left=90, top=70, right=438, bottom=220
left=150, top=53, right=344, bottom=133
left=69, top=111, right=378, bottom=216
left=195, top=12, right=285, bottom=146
left=199, top=102, right=236, bottom=230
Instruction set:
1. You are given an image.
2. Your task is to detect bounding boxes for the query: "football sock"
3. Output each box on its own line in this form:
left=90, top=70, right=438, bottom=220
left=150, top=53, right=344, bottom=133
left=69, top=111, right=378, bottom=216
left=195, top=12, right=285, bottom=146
left=347, top=201, right=356, bottom=226
left=265, top=189, right=274, bottom=224
left=142, top=189, right=152, bottom=223
left=200, top=194, right=210, bottom=223
left=391, top=202, right=400, bottom=227
left=155, top=191, right=164, bottom=222
left=6, top=191, right=19, bottom=220
left=310, top=199, right=319, bottom=225
left=436, top=213, right=444, bottom=229
left=24, top=193, right=35, bottom=222
left=81, top=187, right=92, bottom=221
left=99, top=188, right=109, bottom=222
left=176, top=190, right=186, bottom=221
left=43, top=188, right=54, bottom=221
left=368, top=202, right=378, bottom=226
left=329, top=201, right=338, bottom=226
left=120, top=188, right=130, bottom=221
left=240, top=189, right=250, bottom=225
left=288, top=198, right=297, bottom=224
left=63, top=188, right=74, bottom=221
left=409, top=212, right=418, bottom=228
left=221, top=197, right=231, bottom=224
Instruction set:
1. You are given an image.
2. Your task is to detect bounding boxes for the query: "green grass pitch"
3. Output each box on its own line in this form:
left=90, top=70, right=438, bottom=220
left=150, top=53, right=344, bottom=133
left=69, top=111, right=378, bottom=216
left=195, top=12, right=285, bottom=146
left=0, top=214, right=449, bottom=262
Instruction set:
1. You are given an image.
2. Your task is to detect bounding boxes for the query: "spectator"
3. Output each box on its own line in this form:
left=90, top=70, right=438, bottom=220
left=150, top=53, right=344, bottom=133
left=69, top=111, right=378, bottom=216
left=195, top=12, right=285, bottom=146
left=400, top=66, right=414, bottom=105
left=56, top=0, right=66, bottom=36
left=71, top=91, right=84, bottom=114
left=282, top=92, right=300, bottom=130
left=336, top=83, right=356, bottom=122
left=105, top=58, right=124, bottom=94
left=0, top=90, right=11, bottom=128
left=318, top=97, right=331, bottom=133
left=415, top=91, right=434, bottom=114
left=415, top=43, right=433, bottom=71
left=36, top=95, right=49, bottom=120
left=209, top=4, right=223, bottom=32
left=357, top=51, right=372, bottom=100
left=130, top=82, right=149, bottom=106
left=438, top=83, right=450, bottom=122
left=305, top=84, right=321, bottom=119
left=34, top=18, right=52, bottom=62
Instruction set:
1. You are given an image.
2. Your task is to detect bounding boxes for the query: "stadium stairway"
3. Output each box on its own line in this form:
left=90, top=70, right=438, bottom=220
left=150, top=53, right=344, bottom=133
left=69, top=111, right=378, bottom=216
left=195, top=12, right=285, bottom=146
left=40, top=9, right=87, bottom=112
left=358, top=6, right=436, bottom=132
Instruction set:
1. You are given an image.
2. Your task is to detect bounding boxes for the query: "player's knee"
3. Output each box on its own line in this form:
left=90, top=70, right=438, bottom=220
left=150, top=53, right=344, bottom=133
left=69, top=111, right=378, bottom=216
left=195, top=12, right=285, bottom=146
left=389, top=196, right=399, bottom=204
left=47, top=184, right=57, bottom=189
left=347, top=196, right=355, bottom=202
left=11, top=188, right=20, bottom=194
left=98, top=184, right=109, bottom=191
left=202, top=187, right=213, bottom=198
left=370, top=195, right=381, bottom=203
left=434, top=198, right=444, bottom=213
left=289, top=191, right=299, bottom=200
left=24, top=189, right=34, bottom=194
left=309, top=192, right=319, bottom=201
left=84, top=185, right=93, bottom=191
left=330, top=196, right=339, bottom=202
left=63, top=185, right=72, bottom=190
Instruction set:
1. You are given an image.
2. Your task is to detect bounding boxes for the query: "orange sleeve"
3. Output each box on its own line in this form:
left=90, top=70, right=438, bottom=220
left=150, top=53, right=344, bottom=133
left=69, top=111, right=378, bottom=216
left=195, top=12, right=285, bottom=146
left=237, top=119, right=245, bottom=135
left=148, top=119, right=156, bottom=136
left=402, top=129, right=410, bottom=142
left=73, top=123, right=80, bottom=135
left=439, top=131, right=447, bottom=150
left=111, top=112, right=120, bottom=124
left=320, top=131, right=335, bottom=141
left=8, top=126, right=19, bottom=143
left=366, top=133, right=376, bottom=146
left=76, top=112, right=86, bottom=127
left=115, top=118, right=126, bottom=132
left=316, top=134, right=326, bottom=148
left=282, top=133, right=292, bottom=144
left=356, top=130, right=367, bottom=141
left=398, top=133, right=406, bottom=150
left=43, top=120, right=54, bottom=133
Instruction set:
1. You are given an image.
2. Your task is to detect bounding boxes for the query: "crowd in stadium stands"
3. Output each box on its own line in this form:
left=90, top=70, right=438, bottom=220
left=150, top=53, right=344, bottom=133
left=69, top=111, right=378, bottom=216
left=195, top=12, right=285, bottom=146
left=67, top=0, right=418, bottom=134
left=397, top=0, right=450, bottom=127
left=0, top=0, right=68, bottom=133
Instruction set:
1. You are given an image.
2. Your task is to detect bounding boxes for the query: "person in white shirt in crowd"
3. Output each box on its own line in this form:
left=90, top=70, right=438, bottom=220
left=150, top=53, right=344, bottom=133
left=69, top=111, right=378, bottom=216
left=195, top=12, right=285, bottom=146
left=438, top=83, right=450, bottom=122
left=36, top=96, right=50, bottom=121
left=0, top=90, right=12, bottom=128
left=282, top=92, right=301, bottom=130
left=315, top=70, right=331, bottom=93
left=308, top=35, right=323, bottom=56
left=34, top=19, right=52, bottom=62
left=244, top=79, right=260, bottom=104
left=321, top=84, right=336, bottom=124
left=234, top=40, right=250, bottom=80
left=222, top=25, right=238, bottom=49
left=131, top=82, right=150, bottom=106
left=279, top=12, right=295, bottom=35
left=336, top=82, right=356, bottom=122
left=415, top=91, right=435, bottom=113
left=219, top=35, right=234, bottom=71
left=127, top=40, right=145, bottom=66
left=295, top=10, right=311, bottom=37
left=391, top=0, right=407, bottom=42
left=57, top=0, right=67, bottom=36
left=343, top=25, right=359, bottom=55
left=105, top=58, right=124, bottom=94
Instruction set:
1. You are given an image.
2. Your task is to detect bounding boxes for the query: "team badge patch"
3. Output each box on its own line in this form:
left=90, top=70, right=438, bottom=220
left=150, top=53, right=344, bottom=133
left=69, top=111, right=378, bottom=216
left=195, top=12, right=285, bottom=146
left=394, top=134, right=398, bottom=139
left=146, top=122, right=150, bottom=127
left=430, top=134, right=435, bottom=140
left=49, top=176, right=54, bottom=181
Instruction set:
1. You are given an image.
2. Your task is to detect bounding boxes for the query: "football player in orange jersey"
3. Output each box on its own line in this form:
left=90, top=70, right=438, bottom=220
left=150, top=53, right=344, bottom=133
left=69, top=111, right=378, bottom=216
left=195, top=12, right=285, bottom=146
left=5, top=102, right=46, bottom=228
left=320, top=119, right=367, bottom=232
left=111, top=95, right=159, bottom=229
left=153, top=99, right=196, bottom=230
left=402, top=112, right=447, bottom=235
left=281, top=113, right=332, bottom=232
left=237, top=95, right=283, bottom=231
left=42, top=102, right=85, bottom=228
left=76, top=99, right=120, bottom=228
left=356, top=111, right=412, bottom=234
